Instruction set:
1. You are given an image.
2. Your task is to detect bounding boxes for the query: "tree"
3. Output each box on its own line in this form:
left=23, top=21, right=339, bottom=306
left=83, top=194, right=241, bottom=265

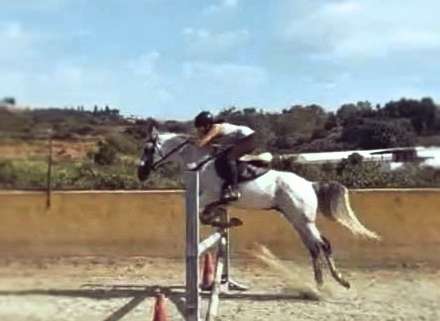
left=341, top=119, right=416, bottom=149
left=336, top=101, right=375, bottom=125
left=2, top=97, right=16, bottom=105
left=382, top=97, right=438, bottom=134
left=324, top=112, right=338, bottom=130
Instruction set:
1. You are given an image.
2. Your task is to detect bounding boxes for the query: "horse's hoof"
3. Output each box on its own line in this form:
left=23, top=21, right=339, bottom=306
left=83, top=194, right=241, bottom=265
left=229, top=217, right=243, bottom=227
left=227, top=279, right=249, bottom=291
left=200, top=215, right=213, bottom=225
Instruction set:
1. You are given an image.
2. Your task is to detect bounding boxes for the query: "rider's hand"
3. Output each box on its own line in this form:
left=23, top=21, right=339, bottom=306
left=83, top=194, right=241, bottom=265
left=187, top=162, right=198, bottom=170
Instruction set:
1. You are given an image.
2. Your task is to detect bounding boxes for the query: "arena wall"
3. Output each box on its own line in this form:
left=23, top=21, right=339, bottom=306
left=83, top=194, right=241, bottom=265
left=1, top=189, right=439, bottom=266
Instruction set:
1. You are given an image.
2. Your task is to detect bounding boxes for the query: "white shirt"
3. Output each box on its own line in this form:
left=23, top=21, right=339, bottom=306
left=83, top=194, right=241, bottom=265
left=217, top=123, right=254, bottom=144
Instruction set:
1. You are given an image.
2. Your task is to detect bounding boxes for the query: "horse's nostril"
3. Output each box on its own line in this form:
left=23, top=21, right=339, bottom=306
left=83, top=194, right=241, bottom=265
left=137, top=165, right=151, bottom=181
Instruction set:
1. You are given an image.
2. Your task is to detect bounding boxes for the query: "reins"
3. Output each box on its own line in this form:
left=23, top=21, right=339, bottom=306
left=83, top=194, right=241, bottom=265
left=189, top=145, right=233, bottom=171
left=151, top=139, right=190, bottom=170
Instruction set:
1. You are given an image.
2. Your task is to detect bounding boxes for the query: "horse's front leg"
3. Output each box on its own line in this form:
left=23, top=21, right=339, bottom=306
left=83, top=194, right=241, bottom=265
left=199, top=193, right=242, bottom=228
left=200, top=204, right=226, bottom=225
left=199, top=193, right=219, bottom=225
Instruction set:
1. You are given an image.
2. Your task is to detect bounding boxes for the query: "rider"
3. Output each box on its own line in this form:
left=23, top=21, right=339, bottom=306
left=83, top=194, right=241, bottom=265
left=194, top=111, right=257, bottom=201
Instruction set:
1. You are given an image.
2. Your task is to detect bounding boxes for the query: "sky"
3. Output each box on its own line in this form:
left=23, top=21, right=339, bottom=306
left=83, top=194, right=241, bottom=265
left=1, top=0, right=440, bottom=120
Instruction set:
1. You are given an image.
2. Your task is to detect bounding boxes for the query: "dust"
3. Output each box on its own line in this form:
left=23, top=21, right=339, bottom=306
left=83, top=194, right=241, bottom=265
left=249, top=244, right=322, bottom=300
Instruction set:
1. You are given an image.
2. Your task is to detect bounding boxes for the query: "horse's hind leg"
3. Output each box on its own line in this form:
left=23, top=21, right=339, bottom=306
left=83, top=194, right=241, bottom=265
left=276, top=183, right=326, bottom=287
left=309, top=238, right=324, bottom=287
left=288, top=220, right=325, bottom=287
left=320, top=236, right=351, bottom=289
left=302, top=223, right=325, bottom=287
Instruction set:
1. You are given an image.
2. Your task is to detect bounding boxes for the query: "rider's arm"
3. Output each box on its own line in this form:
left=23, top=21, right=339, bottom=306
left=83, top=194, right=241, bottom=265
left=198, top=124, right=221, bottom=147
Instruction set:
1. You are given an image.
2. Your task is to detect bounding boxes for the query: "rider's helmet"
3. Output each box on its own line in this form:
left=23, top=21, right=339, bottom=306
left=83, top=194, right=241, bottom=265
left=194, top=111, right=214, bottom=128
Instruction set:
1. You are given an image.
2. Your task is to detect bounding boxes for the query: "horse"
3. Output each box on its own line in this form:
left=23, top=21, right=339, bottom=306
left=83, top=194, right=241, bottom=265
left=138, top=128, right=380, bottom=289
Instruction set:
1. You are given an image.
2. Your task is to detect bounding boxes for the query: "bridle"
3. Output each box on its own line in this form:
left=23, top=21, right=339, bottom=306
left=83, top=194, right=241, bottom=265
left=142, top=134, right=233, bottom=173
left=147, top=136, right=190, bottom=170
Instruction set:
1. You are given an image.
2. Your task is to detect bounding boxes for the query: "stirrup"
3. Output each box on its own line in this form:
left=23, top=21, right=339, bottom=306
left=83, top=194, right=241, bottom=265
left=222, top=187, right=241, bottom=202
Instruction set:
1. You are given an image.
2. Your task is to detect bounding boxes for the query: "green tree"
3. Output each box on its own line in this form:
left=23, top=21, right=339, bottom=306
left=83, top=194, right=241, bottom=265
left=336, top=101, right=375, bottom=125
left=2, top=97, right=16, bottom=105
left=342, top=119, right=416, bottom=149
left=382, top=97, right=438, bottom=134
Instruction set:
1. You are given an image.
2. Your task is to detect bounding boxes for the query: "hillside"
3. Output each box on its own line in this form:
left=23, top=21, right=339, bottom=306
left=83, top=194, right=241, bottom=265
left=2, top=98, right=440, bottom=190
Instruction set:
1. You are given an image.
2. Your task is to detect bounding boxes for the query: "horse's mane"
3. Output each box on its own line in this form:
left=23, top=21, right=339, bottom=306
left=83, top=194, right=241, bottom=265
left=158, top=131, right=191, bottom=142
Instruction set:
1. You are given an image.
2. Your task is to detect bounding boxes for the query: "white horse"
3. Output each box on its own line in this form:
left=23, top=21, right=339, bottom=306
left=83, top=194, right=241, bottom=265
left=138, top=128, right=380, bottom=288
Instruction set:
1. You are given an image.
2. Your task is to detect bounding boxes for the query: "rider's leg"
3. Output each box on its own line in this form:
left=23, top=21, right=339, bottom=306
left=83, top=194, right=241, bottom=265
left=223, top=134, right=257, bottom=201
left=223, top=155, right=240, bottom=201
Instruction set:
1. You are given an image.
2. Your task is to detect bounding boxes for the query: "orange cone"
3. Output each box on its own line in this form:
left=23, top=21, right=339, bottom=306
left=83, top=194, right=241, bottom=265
left=201, top=252, right=215, bottom=291
left=152, top=293, right=168, bottom=321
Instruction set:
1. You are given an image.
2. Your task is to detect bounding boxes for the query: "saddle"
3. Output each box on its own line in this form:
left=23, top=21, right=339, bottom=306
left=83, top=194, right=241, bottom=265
left=214, top=152, right=272, bottom=183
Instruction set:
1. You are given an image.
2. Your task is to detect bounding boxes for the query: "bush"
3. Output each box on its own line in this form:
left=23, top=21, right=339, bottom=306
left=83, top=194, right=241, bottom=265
left=73, top=125, right=95, bottom=136
left=272, top=155, right=440, bottom=189
left=94, top=141, right=117, bottom=165
left=106, top=133, right=139, bottom=155
left=0, top=159, right=47, bottom=189
left=0, top=160, right=17, bottom=187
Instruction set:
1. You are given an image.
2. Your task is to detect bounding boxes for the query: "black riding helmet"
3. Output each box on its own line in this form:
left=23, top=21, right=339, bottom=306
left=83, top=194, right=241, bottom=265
left=194, top=111, right=214, bottom=128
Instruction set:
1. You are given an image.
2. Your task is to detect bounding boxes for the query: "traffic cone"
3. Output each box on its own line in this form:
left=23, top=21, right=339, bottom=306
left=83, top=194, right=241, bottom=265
left=201, top=252, right=215, bottom=291
left=152, top=293, right=168, bottom=321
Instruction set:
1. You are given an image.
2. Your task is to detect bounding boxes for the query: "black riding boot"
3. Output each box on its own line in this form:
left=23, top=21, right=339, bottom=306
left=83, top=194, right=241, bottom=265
left=222, top=158, right=240, bottom=202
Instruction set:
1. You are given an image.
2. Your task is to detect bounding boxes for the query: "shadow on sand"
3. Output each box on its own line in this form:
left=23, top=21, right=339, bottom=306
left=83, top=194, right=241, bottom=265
left=0, top=283, right=318, bottom=321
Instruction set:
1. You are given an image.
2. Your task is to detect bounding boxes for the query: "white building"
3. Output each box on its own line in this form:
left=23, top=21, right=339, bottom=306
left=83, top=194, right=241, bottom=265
left=284, top=146, right=440, bottom=170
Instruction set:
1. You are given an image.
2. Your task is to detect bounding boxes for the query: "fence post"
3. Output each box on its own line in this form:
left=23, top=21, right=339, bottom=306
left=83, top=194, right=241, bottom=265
left=185, top=171, right=201, bottom=321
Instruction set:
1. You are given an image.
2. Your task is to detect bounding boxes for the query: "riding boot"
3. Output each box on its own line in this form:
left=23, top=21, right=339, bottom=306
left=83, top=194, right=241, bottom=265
left=222, top=159, right=241, bottom=202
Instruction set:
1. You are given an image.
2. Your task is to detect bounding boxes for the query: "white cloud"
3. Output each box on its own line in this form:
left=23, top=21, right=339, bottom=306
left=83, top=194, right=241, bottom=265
left=0, top=22, right=40, bottom=63
left=393, top=30, right=440, bottom=51
left=174, top=61, right=269, bottom=112
left=203, top=0, right=240, bottom=14
left=0, top=0, right=71, bottom=12
left=128, top=51, right=161, bottom=77
left=2, top=22, right=24, bottom=39
left=223, top=0, right=238, bottom=8
left=0, top=21, right=96, bottom=107
left=50, top=63, right=83, bottom=85
left=0, top=21, right=88, bottom=68
left=183, top=28, right=250, bottom=57
left=127, top=52, right=174, bottom=106
left=0, top=22, right=35, bottom=43
left=323, top=1, right=362, bottom=15
left=34, top=64, right=106, bottom=105
left=126, top=57, right=268, bottom=115
left=281, top=0, right=440, bottom=60
left=183, top=61, right=267, bottom=93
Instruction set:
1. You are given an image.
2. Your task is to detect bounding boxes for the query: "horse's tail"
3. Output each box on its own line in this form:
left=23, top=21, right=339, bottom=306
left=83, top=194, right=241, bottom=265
left=312, top=181, right=380, bottom=240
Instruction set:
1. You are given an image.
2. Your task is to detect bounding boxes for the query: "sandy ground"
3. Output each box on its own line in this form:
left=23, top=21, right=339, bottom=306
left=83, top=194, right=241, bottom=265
left=0, top=256, right=438, bottom=321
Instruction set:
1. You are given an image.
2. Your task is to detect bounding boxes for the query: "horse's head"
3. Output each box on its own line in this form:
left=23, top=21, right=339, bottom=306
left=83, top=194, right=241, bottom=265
left=137, top=127, right=158, bottom=181
left=137, top=127, right=190, bottom=181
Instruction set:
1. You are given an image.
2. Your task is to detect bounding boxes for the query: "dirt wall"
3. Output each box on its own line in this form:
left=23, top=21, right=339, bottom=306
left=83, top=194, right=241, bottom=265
left=1, top=189, right=439, bottom=266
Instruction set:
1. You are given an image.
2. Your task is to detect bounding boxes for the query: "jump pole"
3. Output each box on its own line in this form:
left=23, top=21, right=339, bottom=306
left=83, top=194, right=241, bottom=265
left=185, top=170, right=202, bottom=321
left=185, top=170, right=232, bottom=321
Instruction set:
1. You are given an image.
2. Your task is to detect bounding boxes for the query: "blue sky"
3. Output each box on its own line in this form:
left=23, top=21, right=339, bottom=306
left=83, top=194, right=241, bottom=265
left=1, top=0, right=440, bottom=120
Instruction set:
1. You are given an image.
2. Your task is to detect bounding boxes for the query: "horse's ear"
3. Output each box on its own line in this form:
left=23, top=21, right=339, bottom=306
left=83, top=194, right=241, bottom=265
left=151, top=126, right=159, bottom=138
left=145, top=124, right=158, bottom=139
